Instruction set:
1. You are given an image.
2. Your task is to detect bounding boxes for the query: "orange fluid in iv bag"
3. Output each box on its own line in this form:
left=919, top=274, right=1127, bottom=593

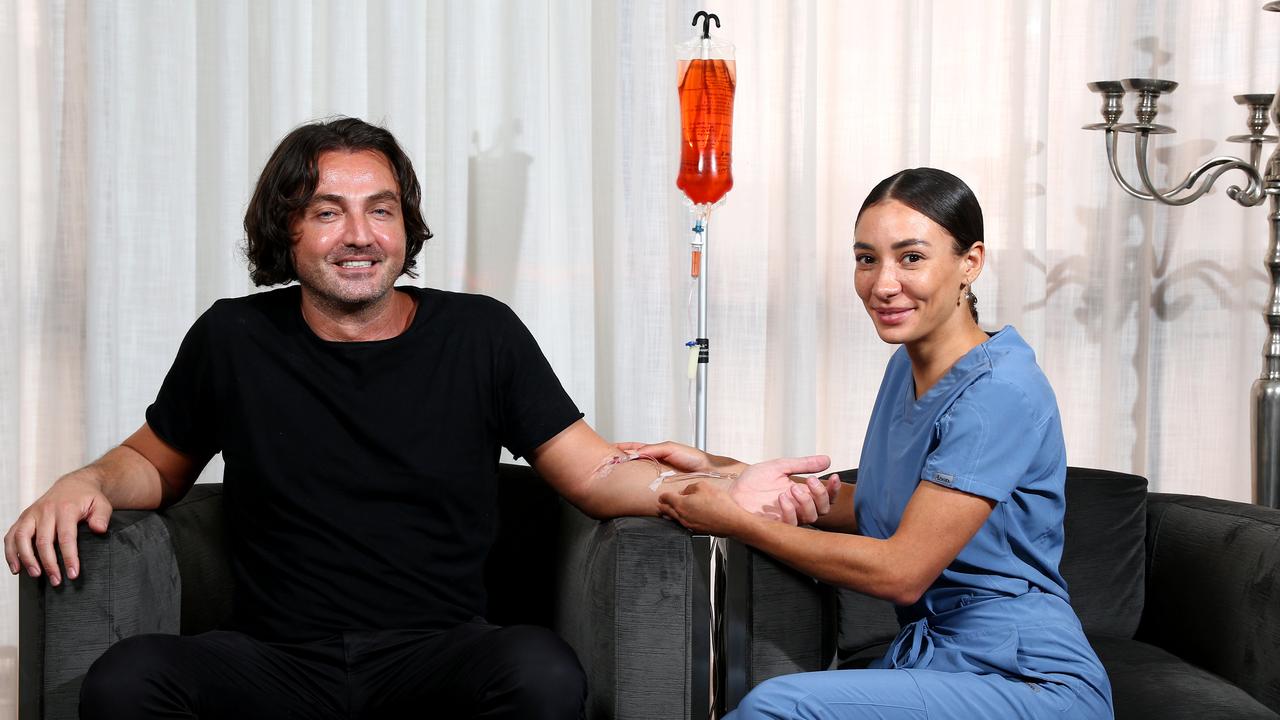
left=676, top=58, right=735, bottom=206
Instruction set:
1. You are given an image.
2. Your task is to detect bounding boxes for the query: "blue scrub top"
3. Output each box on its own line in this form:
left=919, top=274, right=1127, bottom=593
left=856, top=325, right=1071, bottom=627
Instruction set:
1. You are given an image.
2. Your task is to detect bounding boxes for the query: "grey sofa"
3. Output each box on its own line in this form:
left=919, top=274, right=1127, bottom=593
left=20, top=463, right=828, bottom=720
left=26, top=464, right=1276, bottom=719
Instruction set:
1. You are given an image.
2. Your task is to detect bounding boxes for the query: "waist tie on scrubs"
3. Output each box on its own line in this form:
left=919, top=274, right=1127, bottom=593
left=880, top=590, right=1085, bottom=673
left=886, top=616, right=935, bottom=669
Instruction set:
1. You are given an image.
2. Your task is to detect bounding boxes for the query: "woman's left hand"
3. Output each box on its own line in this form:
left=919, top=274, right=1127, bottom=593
left=659, top=454, right=832, bottom=535
left=658, top=481, right=753, bottom=536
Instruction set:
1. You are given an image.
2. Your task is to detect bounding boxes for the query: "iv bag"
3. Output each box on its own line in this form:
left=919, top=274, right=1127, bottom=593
left=676, top=33, right=736, bottom=207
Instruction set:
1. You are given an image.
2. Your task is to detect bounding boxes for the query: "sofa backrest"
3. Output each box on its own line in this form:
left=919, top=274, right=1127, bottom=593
left=1060, top=467, right=1147, bottom=637
left=1138, top=492, right=1280, bottom=713
left=160, top=483, right=233, bottom=635
left=835, top=466, right=1149, bottom=664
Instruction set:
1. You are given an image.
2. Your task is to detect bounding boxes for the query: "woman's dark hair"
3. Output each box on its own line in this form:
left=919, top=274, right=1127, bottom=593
left=856, top=167, right=984, bottom=322
left=243, top=117, right=433, bottom=286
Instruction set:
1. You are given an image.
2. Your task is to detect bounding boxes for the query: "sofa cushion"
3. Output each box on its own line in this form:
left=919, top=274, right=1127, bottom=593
left=1060, top=467, right=1147, bottom=638
left=835, top=640, right=889, bottom=670
left=1091, top=635, right=1279, bottom=719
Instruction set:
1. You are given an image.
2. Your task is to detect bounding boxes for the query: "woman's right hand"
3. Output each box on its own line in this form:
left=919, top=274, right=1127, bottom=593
left=614, top=441, right=742, bottom=475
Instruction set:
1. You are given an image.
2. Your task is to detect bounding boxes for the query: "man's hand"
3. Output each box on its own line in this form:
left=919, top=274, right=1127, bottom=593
left=729, top=456, right=840, bottom=525
left=4, top=470, right=113, bottom=586
left=1, top=426, right=198, bottom=587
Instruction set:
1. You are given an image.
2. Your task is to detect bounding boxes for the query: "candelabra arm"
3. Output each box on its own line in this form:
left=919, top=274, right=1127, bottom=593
left=1133, top=132, right=1266, bottom=207
left=1105, top=130, right=1165, bottom=200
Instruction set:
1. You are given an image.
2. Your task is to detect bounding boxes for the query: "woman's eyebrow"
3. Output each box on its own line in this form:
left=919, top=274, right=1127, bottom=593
left=890, top=238, right=930, bottom=250
left=853, top=238, right=931, bottom=250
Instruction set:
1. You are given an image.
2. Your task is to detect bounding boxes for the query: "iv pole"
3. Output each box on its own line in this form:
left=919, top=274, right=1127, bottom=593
left=678, top=11, right=734, bottom=718
left=694, top=215, right=709, bottom=450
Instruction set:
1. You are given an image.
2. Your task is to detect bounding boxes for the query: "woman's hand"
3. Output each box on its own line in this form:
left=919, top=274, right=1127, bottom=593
left=659, top=455, right=839, bottom=534
left=614, top=441, right=738, bottom=475
left=658, top=481, right=753, bottom=536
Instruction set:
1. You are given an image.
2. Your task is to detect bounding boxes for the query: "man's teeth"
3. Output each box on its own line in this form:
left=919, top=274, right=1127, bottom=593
left=339, top=260, right=373, bottom=268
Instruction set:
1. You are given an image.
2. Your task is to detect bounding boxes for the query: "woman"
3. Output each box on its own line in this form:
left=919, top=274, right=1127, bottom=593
left=646, top=168, right=1114, bottom=719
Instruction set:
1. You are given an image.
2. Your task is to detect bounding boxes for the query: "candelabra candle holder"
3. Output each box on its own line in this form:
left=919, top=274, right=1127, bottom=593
left=1085, top=1, right=1280, bottom=507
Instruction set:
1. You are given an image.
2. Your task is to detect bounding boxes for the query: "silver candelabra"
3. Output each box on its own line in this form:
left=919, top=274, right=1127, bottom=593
left=1084, top=1, right=1280, bottom=507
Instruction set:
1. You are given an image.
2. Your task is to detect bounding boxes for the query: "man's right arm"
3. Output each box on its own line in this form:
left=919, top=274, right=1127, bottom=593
left=3, top=422, right=206, bottom=587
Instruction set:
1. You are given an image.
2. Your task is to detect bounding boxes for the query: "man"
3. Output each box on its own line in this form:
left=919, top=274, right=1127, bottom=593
left=5, top=117, right=836, bottom=719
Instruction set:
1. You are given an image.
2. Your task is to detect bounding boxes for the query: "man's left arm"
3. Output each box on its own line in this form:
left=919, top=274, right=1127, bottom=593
left=528, top=420, right=834, bottom=521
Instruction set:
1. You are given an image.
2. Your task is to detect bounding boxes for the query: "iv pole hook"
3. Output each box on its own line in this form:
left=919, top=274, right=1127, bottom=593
left=692, top=11, right=720, bottom=39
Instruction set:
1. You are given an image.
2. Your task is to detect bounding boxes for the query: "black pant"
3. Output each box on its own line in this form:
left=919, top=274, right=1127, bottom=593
left=78, top=622, right=587, bottom=719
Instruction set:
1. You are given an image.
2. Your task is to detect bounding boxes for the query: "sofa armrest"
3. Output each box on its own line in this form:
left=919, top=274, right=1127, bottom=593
left=556, top=504, right=711, bottom=720
left=19, top=483, right=230, bottom=720
left=723, top=540, right=837, bottom=705
left=552, top=506, right=837, bottom=720
left=1138, top=493, right=1280, bottom=714
left=19, top=510, right=181, bottom=720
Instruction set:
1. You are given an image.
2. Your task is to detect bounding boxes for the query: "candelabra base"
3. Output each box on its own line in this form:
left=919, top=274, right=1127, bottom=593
left=1253, top=377, right=1280, bottom=508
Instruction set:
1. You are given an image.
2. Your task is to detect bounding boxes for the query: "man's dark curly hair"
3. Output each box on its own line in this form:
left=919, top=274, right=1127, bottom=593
left=243, top=117, right=433, bottom=286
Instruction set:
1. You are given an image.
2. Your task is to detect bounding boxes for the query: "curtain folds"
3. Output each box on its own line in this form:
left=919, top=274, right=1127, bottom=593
left=4, top=0, right=1275, bottom=707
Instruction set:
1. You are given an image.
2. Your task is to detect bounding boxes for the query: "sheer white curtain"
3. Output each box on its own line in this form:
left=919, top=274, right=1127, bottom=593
left=3, top=0, right=1275, bottom=709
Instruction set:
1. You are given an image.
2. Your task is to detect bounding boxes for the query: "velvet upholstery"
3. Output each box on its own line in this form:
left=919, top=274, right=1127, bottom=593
left=1060, top=467, right=1148, bottom=637
left=743, top=549, right=837, bottom=688
left=1138, top=493, right=1280, bottom=713
left=20, top=506, right=184, bottom=720
left=1092, top=636, right=1278, bottom=720
left=556, top=507, right=706, bottom=720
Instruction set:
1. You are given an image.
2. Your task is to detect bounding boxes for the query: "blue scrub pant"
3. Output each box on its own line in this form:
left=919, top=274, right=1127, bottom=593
left=725, top=666, right=1105, bottom=719
left=727, top=593, right=1112, bottom=720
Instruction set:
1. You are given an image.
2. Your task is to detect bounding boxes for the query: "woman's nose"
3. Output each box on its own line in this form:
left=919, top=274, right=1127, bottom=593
left=873, top=268, right=900, bottom=298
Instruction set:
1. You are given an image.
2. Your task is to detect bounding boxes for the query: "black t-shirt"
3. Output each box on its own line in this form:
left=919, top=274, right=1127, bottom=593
left=146, top=285, right=582, bottom=642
